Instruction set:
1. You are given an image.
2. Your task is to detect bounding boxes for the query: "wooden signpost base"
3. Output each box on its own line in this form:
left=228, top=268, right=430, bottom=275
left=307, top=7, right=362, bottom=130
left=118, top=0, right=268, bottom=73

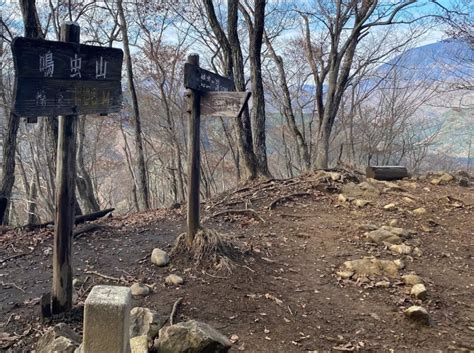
left=51, top=22, right=79, bottom=315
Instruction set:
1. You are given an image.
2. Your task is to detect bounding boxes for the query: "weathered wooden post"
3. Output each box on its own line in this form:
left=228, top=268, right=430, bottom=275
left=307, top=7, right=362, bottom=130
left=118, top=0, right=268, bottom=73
left=52, top=22, right=80, bottom=314
left=183, top=55, right=249, bottom=247
left=186, top=54, right=201, bottom=246
left=11, top=19, right=123, bottom=315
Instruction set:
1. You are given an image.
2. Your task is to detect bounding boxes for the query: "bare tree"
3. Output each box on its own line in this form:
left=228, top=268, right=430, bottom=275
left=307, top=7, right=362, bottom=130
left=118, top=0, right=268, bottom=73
left=117, top=0, right=150, bottom=210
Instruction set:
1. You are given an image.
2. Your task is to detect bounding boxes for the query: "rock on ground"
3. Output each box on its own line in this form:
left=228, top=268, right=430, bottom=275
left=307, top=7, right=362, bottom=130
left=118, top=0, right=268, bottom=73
left=37, top=323, right=81, bottom=353
left=341, top=182, right=380, bottom=199
left=354, top=199, right=371, bottom=207
left=411, top=283, right=428, bottom=300
left=165, top=274, right=184, bottom=286
left=412, top=207, right=427, bottom=216
left=389, top=243, right=412, bottom=255
left=131, top=283, right=151, bottom=297
left=130, top=335, right=148, bottom=353
left=151, top=248, right=169, bottom=266
left=340, top=258, right=402, bottom=278
left=365, top=229, right=401, bottom=244
left=380, top=226, right=413, bottom=238
left=383, top=203, right=397, bottom=211
left=130, top=307, right=162, bottom=340
left=404, top=306, right=430, bottom=325
left=157, top=320, right=232, bottom=353
left=402, top=274, right=424, bottom=285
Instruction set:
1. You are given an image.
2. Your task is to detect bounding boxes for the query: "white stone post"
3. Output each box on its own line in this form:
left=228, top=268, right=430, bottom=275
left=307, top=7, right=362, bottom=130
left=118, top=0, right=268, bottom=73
left=83, top=285, right=131, bottom=353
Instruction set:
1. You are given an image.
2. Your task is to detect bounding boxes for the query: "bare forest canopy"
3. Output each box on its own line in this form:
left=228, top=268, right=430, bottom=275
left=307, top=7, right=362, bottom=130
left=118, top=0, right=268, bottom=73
left=0, top=0, right=472, bottom=227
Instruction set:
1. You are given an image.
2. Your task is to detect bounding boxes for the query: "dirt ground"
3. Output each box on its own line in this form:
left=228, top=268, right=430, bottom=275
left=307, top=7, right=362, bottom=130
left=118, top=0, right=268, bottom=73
left=0, top=171, right=473, bottom=352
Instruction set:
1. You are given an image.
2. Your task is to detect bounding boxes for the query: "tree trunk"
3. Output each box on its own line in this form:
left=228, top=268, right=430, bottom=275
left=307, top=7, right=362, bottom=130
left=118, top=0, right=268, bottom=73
left=203, top=0, right=258, bottom=180
left=248, top=0, right=270, bottom=177
left=265, top=34, right=311, bottom=171
left=117, top=0, right=150, bottom=211
left=76, top=118, right=100, bottom=213
left=0, top=0, right=43, bottom=224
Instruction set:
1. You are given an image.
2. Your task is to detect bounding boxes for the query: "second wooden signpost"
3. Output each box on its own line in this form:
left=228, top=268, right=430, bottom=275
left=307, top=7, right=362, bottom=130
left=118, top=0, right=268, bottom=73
left=183, top=54, right=251, bottom=244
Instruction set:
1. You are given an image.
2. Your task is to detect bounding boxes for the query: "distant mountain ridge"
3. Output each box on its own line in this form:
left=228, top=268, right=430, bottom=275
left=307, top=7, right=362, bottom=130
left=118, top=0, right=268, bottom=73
left=378, top=38, right=474, bottom=81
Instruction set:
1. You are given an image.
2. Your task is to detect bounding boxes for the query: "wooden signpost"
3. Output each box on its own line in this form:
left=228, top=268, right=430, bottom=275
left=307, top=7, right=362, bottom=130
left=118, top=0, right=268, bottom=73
left=11, top=22, right=123, bottom=315
left=184, top=54, right=250, bottom=243
left=201, top=91, right=251, bottom=118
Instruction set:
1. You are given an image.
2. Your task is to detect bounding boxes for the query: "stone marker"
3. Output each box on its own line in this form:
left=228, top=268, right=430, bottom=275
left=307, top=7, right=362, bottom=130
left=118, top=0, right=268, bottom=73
left=83, top=285, right=132, bottom=353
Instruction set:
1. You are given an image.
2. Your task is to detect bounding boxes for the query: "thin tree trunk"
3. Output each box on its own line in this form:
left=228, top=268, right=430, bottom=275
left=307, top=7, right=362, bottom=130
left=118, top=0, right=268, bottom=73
left=203, top=0, right=258, bottom=180
left=0, top=0, right=43, bottom=224
left=265, top=33, right=311, bottom=171
left=76, top=118, right=100, bottom=213
left=117, top=0, right=150, bottom=210
left=247, top=0, right=270, bottom=177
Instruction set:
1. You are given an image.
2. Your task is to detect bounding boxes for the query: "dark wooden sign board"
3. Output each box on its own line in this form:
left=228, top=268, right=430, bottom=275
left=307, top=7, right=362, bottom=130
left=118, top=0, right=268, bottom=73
left=201, top=91, right=251, bottom=118
left=11, top=37, right=123, bottom=117
left=184, top=63, right=234, bottom=92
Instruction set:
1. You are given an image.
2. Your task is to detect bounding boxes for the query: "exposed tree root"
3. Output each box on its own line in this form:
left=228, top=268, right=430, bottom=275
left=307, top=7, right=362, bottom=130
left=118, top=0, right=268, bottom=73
left=170, top=228, right=240, bottom=273
left=204, top=208, right=265, bottom=223
left=268, top=192, right=312, bottom=210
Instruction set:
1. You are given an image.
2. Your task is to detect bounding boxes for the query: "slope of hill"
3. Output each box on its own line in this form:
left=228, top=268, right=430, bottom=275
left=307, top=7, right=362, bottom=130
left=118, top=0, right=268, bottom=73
left=0, top=171, right=472, bottom=352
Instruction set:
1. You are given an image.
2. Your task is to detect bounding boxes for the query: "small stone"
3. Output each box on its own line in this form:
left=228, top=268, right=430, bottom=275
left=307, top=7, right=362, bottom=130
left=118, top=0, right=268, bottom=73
left=388, top=243, right=412, bottom=255
left=388, top=219, right=398, bottom=226
left=404, top=306, right=430, bottom=325
left=130, top=307, right=162, bottom=339
left=439, top=173, right=454, bottom=184
left=151, top=248, right=169, bottom=267
left=402, top=274, right=424, bottom=285
left=341, top=182, right=380, bottom=199
left=402, top=197, right=416, bottom=204
left=37, top=324, right=81, bottom=353
left=375, top=280, right=390, bottom=288
left=354, top=199, right=371, bottom=207
left=338, top=194, right=348, bottom=202
left=357, top=224, right=378, bottom=231
left=412, top=207, right=426, bottom=216
left=131, top=283, right=151, bottom=297
left=420, top=224, right=433, bottom=232
left=157, top=320, right=232, bottom=353
left=380, top=226, right=410, bottom=238
left=365, top=229, right=401, bottom=244
left=340, top=258, right=400, bottom=278
left=412, top=247, right=423, bottom=257
left=384, top=203, right=397, bottom=211
left=394, top=259, right=405, bottom=269
left=165, top=274, right=184, bottom=286
left=130, top=335, right=148, bottom=353
left=411, top=283, right=428, bottom=300
left=430, top=178, right=441, bottom=185
left=72, top=278, right=83, bottom=288
left=336, top=271, right=354, bottom=279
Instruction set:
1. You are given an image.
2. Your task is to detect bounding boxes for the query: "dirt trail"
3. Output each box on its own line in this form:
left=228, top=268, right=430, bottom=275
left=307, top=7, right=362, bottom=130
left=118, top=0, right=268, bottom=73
left=0, top=172, right=473, bottom=352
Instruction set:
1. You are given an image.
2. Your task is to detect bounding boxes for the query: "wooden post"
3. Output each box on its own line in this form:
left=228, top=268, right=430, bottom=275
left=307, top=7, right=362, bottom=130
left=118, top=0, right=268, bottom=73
left=186, top=54, right=201, bottom=246
left=51, top=22, right=80, bottom=314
